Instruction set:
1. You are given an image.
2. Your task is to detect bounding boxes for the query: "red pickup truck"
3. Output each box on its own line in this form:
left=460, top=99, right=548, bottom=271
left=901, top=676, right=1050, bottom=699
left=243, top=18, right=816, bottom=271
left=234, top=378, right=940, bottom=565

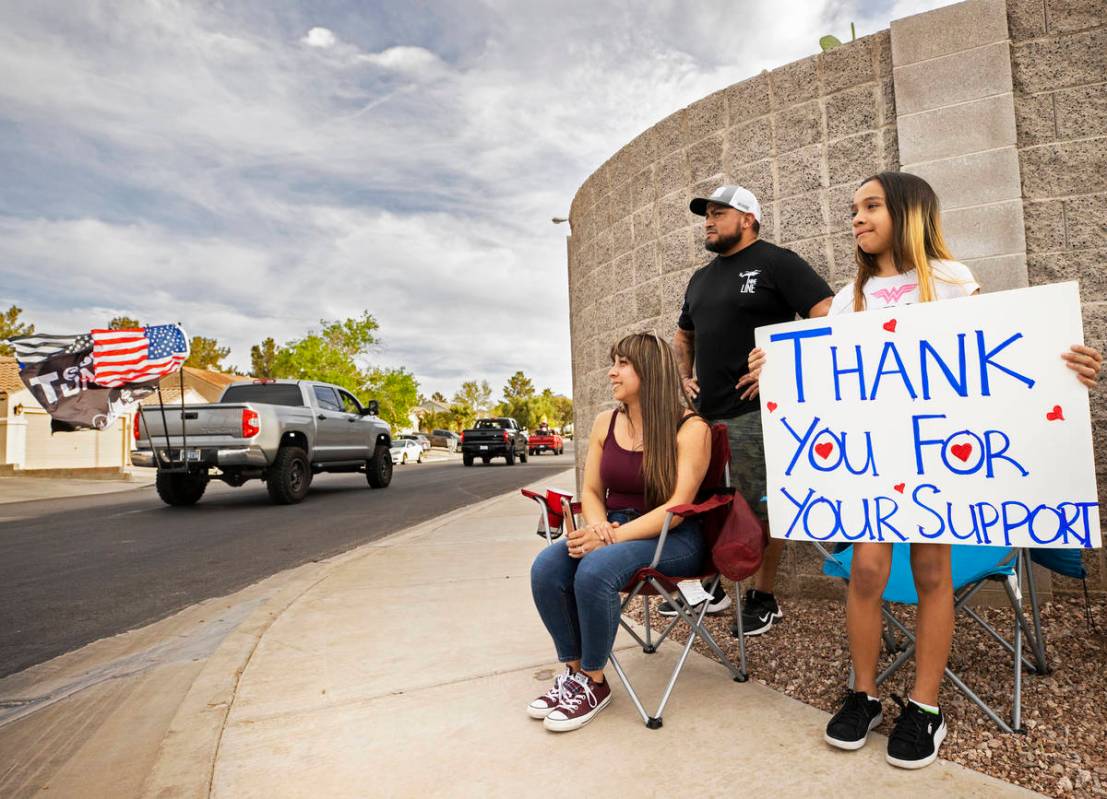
left=528, top=428, right=564, bottom=456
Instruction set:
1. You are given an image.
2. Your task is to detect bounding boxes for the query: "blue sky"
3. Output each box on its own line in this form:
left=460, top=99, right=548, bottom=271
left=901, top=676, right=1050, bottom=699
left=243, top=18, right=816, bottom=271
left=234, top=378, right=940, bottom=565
left=0, top=0, right=952, bottom=399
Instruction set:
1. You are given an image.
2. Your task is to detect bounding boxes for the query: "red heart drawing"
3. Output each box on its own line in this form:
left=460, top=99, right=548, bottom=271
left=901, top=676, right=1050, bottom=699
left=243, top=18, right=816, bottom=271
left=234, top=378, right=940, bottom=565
left=767, top=401, right=778, bottom=413
left=894, top=483, right=905, bottom=494
left=951, top=443, right=973, bottom=462
left=814, top=442, right=834, bottom=460
left=883, top=319, right=897, bottom=333
left=1046, top=405, right=1065, bottom=421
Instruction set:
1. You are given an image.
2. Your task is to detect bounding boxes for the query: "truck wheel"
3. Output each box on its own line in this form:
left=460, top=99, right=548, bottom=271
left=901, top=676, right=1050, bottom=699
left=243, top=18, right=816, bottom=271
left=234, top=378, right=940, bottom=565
left=463, top=453, right=474, bottom=466
left=366, top=445, right=393, bottom=488
left=156, top=471, right=208, bottom=506
left=520, top=448, right=528, bottom=463
left=482, top=457, right=491, bottom=464
left=267, top=446, right=311, bottom=504
left=505, top=448, right=516, bottom=465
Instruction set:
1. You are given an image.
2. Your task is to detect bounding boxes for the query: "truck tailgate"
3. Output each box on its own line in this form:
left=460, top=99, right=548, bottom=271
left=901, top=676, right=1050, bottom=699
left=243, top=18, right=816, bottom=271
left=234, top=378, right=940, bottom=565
left=137, top=403, right=250, bottom=444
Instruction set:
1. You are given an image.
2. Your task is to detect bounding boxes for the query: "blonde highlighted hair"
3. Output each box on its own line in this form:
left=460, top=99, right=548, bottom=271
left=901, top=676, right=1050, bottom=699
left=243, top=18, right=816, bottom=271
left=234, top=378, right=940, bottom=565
left=853, top=172, right=956, bottom=311
left=609, top=332, right=693, bottom=510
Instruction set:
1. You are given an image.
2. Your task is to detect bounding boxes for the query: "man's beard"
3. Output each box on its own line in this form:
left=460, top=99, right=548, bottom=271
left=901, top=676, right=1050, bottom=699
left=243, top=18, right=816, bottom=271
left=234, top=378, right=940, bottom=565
left=704, top=232, right=741, bottom=253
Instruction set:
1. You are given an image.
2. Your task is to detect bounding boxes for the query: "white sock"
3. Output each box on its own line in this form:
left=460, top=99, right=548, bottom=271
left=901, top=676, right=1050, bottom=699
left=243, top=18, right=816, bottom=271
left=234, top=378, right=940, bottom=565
left=910, top=696, right=940, bottom=715
left=867, top=694, right=880, bottom=703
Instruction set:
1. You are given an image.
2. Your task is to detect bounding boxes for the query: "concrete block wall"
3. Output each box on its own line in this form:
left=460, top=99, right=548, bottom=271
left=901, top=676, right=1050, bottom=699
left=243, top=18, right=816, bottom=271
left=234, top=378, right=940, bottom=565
left=1008, top=0, right=1107, bottom=594
left=567, top=0, right=1106, bottom=596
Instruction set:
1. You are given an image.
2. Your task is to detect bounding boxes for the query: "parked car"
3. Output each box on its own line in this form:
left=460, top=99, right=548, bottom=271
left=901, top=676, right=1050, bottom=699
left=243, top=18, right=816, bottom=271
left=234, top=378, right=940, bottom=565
left=133, top=379, right=393, bottom=506
left=390, top=438, right=424, bottom=464
left=401, top=433, right=431, bottom=452
left=429, top=429, right=461, bottom=451
left=460, top=417, right=528, bottom=466
left=528, top=428, right=564, bottom=456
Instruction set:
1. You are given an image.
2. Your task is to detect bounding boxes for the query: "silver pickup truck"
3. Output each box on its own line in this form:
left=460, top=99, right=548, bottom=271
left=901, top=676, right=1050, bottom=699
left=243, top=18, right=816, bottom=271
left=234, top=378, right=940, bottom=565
left=133, top=379, right=393, bottom=506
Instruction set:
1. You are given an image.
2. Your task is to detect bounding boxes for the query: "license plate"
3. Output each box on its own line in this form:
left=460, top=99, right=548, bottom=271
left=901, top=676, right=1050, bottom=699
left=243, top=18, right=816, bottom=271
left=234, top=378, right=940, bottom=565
left=184, top=448, right=202, bottom=462
left=479, top=445, right=488, bottom=450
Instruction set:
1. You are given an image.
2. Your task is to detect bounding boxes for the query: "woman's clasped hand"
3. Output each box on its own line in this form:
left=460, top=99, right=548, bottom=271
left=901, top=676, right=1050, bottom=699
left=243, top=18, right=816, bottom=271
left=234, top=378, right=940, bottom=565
left=565, top=520, right=620, bottom=558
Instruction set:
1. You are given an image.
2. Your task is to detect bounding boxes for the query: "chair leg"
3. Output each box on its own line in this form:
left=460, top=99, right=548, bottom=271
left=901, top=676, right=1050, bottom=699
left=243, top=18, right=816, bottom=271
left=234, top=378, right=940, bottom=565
left=642, top=594, right=654, bottom=653
left=1022, top=550, right=1050, bottom=673
left=732, top=584, right=749, bottom=680
left=607, top=652, right=652, bottom=727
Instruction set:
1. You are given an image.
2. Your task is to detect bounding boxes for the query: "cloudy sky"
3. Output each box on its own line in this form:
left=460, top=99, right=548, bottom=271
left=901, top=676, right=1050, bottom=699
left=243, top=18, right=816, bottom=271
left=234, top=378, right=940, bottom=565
left=0, top=0, right=953, bottom=399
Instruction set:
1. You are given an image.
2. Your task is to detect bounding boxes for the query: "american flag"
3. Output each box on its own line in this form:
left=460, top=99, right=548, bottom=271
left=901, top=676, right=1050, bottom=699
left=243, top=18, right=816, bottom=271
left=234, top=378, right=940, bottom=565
left=8, top=333, right=92, bottom=365
left=92, top=325, right=190, bottom=387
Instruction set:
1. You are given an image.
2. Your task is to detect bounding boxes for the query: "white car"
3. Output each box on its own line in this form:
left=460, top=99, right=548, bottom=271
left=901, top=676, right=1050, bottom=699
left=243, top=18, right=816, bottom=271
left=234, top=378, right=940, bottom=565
left=390, top=438, right=423, bottom=465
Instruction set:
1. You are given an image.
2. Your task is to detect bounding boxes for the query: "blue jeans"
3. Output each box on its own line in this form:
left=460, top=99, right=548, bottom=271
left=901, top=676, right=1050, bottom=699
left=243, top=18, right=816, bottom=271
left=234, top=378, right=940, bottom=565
left=530, top=510, right=706, bottom=671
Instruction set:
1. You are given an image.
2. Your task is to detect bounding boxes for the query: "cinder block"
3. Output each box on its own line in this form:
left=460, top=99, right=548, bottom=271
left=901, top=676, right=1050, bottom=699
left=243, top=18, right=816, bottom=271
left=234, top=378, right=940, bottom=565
left=1021, top=200, right=1067, bottom=252
left=661, top=269, right=693, bottom=315
left=904, top=147, right=1022, bottom=211
left=759, top=201, right=776, bottom=243
left=820, top=36, right=875, bottom=95
left=772, top=100, right=823, bottom=155
left=1045, top=0, right=1106, bottom=34
left=730, top=158, right=775, bottom=205
left=1028, top=248, right=1107, bottom=302
left=657, top=189, right=692, bottom=236
left=691, top=174, right=727, bottom=205
left=881, top=77, right=896, bottom=125
left=1014, top=92, right=1057, bottom=148
left=942, top=200, right=1027, bottom=260
left=874, top=29, right=894, bottom=77
left=783, top=236, right=832, bottom=281
left=659, top=228, right=694, bottom=274
left=881, top=125, right=900, bottom=171
left=1055, top=84, right=1107, bottom=141
left=1064, top=193, right=1107, bottom=250
left=777, top=191, right=830, bottom=242
left=897, top=93, right=1017, bottom=165
left=687, top=133, right=724, bottom=184
left=1006, top=0, right=1047, bottom=40
left=771, top=56, right=820, bottom=109
left=622, top=131, right=657, bottom=177
left=635, top=279, right=662, bottom=319
left=828, top=132, right=880, bottom=188
left=1020, top=139, right=1107, bottom=198
left=1012, top=27, right=1107, bottom=94
left=632, top=166, right=656, bottom=211
left=725, top=72, right=771, bottom=125
left=607, top=148, right=634, bottom=195
left=632, top=203, right=658, bottom=247
left=725, top=116, right=774, bottom=168
left=633, top=242, right=661, bottom=285
left=828, top=183, right=858, bottom=233
left=963, top=253, right=1029, bottom=292
left=611, top=216, right=634, bottom=258
left=654, top=149, right=690, bottom=198
left=688, top=89, right=728, bottom=143
left=653, top=110, right=688, bottom=158
left=893, top=41, right=1013, bottom=115
left=777, top=143, right=826, bottom=198
left=829, top=231, right=859, bottom=289
left=890, top=0, right=1009, bottom=66
left=594, top=227, right=614, bottom=266
left=825, top=84, right=880, bottom=141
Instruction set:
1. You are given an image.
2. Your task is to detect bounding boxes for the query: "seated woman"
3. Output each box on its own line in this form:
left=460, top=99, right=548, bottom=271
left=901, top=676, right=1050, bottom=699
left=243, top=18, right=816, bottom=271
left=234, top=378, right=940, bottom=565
left=528, top=332, right=710, bottom=732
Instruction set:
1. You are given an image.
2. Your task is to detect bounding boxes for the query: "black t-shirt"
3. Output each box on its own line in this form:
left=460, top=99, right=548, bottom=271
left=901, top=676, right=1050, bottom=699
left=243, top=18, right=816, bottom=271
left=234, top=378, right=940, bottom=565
left=678, top=239, right=832, bottom=419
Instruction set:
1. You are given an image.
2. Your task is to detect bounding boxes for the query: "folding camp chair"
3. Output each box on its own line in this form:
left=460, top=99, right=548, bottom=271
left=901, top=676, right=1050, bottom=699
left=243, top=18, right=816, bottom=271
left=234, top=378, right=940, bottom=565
left=818, top=542, right=1048, bottom=733
left=521, top=487, right=581, bottom=544
left=524, top=423, right=750, bottom=729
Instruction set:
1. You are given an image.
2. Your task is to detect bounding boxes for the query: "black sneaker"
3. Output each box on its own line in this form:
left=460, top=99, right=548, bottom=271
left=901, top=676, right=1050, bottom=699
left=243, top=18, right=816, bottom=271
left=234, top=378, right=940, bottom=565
left=729, top=589, right=783, bottom=637
left=886, top=695, right=947, bottom=769
left=824, top=691, right=883, bottom=750
left=657, top=581, right=732, bottom=617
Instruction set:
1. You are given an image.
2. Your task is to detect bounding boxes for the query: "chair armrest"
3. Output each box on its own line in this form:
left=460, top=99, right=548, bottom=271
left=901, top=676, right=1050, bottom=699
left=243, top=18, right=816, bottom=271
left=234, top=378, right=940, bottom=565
left=666, top=492, right=734, bottom=519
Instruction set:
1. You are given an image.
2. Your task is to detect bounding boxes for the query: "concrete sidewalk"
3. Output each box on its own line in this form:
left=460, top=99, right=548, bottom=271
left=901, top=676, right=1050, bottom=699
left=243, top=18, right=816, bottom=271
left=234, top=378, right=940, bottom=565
left=0, top=470, right=156, bottom=505
left=136, top=469, right=1037, bottom=799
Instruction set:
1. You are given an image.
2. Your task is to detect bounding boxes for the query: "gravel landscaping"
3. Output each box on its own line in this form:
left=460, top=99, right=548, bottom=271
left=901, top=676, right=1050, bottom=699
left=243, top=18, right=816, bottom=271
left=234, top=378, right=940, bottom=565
left=627, top=588, right=1107, bottom=798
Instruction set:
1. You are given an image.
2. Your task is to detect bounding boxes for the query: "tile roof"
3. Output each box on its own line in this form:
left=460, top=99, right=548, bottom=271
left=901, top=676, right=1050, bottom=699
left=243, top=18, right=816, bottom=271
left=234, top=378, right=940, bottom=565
left=0, top=356, right=24, bottom=394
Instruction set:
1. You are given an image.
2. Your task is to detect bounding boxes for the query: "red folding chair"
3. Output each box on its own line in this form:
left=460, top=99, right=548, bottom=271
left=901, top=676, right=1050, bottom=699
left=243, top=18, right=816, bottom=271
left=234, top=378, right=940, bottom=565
left=521, top=423, right=759, bottom=729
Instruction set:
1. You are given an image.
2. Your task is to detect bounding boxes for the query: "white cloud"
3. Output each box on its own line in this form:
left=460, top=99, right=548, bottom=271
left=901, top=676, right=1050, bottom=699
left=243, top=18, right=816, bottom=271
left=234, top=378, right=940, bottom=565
left=302, top=26, right=336, bottom=48
left=357, top=46, right=444, bottom=73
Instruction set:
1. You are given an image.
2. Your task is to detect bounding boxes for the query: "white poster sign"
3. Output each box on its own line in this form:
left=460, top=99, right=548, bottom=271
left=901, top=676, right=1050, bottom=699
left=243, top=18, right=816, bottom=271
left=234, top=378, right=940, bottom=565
left=755, top=282, right=1100, bottom=549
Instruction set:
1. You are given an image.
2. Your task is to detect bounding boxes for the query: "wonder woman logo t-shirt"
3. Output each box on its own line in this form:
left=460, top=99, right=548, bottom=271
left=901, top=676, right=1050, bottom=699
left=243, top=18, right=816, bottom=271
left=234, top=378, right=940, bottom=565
left=828, top=259, right=980, bottom=315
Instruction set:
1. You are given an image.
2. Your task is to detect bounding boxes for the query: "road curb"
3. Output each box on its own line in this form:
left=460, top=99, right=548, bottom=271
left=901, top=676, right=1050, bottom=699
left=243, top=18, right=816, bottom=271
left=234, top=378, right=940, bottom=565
left=138, top=477, right=564, bottom=798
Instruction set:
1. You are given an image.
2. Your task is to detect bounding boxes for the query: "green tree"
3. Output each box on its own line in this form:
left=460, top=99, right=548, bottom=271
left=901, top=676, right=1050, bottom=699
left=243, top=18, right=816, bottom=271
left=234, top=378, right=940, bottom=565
left=186, top=336, right=231, bottom=370
left=250, top=337, right=280, bottom=378
left=501, top=370, right=537, bottom=428
left=0, top=305, right=34, bottom=356
left=321, top=312, right=379, bottom=363
left=272, top=333, right=363, bottom=392
left=366, top=367, right=420, bottom=430
left=550, top=394, right=574, bottom=430
left=454, top=380, right=493, bottom=414
left=109, top=315, right=141, bottom=329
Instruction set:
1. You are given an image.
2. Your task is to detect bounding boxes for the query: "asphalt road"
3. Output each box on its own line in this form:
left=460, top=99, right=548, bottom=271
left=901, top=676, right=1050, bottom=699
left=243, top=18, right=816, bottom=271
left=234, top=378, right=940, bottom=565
left=0, top=449, right=576, bottom=678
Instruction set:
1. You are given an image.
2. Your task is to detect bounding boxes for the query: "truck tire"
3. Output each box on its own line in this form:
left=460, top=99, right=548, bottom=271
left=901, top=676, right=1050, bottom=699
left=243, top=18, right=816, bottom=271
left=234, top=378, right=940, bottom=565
left=267, top=446, right=311, bottom=504
left=520, top=448, right=528, bottom=463
left=463, top=453, right=474, bottom=467
left=156, top=471, right=208, bottom=506
left=366, top=445, right=393, bottom=488
left=505, top=448, right=515, bottom=465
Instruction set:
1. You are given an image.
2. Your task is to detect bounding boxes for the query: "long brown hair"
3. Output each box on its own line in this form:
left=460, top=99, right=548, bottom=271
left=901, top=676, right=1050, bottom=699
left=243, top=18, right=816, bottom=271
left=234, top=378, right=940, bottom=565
left=853, top=171, right=955, bottom=311
left=609, top=332, right=692, bottom=510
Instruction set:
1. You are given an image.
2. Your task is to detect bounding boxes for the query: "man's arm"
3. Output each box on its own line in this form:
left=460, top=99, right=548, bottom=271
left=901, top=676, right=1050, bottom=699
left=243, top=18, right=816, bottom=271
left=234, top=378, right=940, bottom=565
left=673, top=328, right=699, bottom=399
left=808, top=296, right=833, bottom=318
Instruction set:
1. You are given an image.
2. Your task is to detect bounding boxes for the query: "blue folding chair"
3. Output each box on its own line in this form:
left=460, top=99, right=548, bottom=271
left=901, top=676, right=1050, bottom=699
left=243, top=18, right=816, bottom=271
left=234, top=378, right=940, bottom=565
left=819, top=543, right=1049, bottom=733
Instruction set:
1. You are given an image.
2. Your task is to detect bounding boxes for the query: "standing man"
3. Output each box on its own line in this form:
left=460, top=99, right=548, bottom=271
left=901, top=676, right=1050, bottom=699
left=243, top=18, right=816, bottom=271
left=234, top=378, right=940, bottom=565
left=670, top=185, right=833, bottom=636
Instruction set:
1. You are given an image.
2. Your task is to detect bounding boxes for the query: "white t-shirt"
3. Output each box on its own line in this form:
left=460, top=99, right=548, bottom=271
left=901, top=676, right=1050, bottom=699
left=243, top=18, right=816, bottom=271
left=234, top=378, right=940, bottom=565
left=828, top=259, right=980, bottom=315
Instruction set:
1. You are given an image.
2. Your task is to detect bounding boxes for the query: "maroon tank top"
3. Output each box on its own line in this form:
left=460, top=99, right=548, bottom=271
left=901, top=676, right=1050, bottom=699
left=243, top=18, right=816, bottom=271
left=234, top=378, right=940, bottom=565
left=600, top=410, right=646, bottom=513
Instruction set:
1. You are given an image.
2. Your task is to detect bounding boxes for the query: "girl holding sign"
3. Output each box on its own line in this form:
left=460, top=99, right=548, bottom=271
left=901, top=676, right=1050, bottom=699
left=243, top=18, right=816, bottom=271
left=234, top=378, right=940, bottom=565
left=528, top=332, right=711, bottom=732
left=743, top=171, right=1101, bottom=769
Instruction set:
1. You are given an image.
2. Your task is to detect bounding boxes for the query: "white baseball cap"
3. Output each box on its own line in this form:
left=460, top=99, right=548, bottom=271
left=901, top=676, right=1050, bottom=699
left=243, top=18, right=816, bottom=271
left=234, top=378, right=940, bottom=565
left=689, top=185, right=762, bottom=222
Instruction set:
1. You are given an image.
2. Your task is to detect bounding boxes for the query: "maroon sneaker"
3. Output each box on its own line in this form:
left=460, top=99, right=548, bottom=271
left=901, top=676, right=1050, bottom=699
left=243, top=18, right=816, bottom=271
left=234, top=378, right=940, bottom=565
left=527, top=666, right=574, bottom=719
left=543, top=672, right=612, bottom=732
